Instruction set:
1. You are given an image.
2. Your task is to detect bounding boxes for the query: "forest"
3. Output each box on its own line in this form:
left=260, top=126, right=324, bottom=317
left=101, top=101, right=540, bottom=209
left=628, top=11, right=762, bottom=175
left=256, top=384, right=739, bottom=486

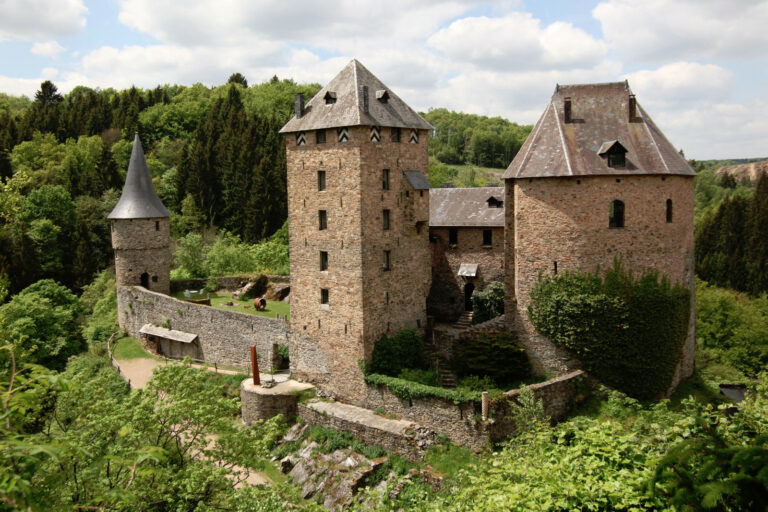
left=1, top=76, right=768, bottom=510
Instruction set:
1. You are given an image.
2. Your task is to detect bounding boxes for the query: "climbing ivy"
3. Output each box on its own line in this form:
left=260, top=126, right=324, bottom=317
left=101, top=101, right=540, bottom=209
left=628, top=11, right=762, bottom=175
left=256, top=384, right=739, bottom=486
left=528, top=261, right=690, bottom=399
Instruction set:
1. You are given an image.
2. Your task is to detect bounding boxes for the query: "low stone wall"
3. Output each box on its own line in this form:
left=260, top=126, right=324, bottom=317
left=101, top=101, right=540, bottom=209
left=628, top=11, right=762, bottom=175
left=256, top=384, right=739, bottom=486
left=241, top=380, right=300, bottom=424
left=170, top=274, right=290, bottom=294
left=117, top=286, right=289, bottom=370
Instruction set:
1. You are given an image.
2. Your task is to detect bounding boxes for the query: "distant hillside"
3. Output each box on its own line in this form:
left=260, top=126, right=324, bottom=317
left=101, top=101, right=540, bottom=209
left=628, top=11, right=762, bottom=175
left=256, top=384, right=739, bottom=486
left=716, top=159, right=768, bottom=184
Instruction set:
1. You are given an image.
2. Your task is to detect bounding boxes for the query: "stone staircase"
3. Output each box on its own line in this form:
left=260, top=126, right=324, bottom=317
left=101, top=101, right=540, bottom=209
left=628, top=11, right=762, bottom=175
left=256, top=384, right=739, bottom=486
left=452, top=311, right=473, bottom=330
left=440, top=368, right=457, bottom=389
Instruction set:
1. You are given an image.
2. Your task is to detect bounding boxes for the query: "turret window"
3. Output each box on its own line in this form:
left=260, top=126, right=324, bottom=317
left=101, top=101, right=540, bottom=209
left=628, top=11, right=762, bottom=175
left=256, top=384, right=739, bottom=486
left=609, top=200, right=625, bottom=228
left=666, top=199, right=673, bottom=223
left=382, top=169, right=390, bottom=190
left=319, top=210, right=327, bottom=230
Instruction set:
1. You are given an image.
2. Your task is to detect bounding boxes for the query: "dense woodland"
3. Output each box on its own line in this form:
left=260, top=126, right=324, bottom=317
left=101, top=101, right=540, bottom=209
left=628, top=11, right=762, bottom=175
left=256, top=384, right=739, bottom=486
left=1, top=77, right=768, bottom=510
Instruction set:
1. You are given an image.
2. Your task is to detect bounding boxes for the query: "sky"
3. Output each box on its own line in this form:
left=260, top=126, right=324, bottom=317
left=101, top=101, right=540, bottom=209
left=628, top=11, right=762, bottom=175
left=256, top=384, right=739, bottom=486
left=1, top=0, right=767, bottom=160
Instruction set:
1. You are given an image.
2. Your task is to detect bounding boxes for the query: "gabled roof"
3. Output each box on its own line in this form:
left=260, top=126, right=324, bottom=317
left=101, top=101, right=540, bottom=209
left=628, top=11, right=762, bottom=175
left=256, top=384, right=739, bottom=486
left=504, top=82, right=696, bottom=179
left=279, top=59, right=433, bottom=133
left=403, top=170, right=430, bottom=190
left=430, top=187, right=505, bottom=227
left=108, top=133, right=171, bottom=219
left=597, top=140, right=626, bottom=155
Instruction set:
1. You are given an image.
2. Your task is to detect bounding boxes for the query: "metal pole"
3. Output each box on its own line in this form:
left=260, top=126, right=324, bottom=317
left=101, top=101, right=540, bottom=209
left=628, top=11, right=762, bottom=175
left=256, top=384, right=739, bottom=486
left=250, top=345, right=260, bottom=386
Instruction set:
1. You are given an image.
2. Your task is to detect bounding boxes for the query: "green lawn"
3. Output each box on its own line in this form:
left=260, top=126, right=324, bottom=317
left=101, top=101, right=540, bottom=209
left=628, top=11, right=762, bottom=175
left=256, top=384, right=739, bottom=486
left=112, top=336, right=156, bottom=360
left=173, top=290, right=290, bottom=320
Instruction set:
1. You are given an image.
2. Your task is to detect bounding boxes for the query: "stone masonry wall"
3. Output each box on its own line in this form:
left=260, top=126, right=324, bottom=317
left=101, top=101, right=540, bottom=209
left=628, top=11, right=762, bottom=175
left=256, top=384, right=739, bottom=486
left=170, top=275, right=290, bottom=294
left=116, top=286, right=289, bottom=370
left=111, top=217, right=170, bottom=294
left=286, top=126, right=431, bottom=406
left=505, top=175, right=696, bottom=391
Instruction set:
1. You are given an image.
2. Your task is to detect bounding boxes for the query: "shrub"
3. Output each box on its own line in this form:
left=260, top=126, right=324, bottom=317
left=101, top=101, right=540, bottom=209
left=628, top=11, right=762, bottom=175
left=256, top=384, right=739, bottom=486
left=368, top=329, right=427, bottom=377
left=472, top=282, right=505, bottom=324
left=364, top=373, right=481, bottom=404
left=456, top=374, right=497, bottom=392
left=398, top=368, right=438, bottom=386
left=528, top=260, right=691, bottom=399
left=453, top=331, right=530, bottom=387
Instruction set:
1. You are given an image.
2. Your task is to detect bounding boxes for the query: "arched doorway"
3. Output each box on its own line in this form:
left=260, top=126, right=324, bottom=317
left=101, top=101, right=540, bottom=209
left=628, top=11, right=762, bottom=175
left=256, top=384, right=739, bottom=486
left=464, top=282, right=475, bottom=311
left=140, top=272, right=150, bottom=289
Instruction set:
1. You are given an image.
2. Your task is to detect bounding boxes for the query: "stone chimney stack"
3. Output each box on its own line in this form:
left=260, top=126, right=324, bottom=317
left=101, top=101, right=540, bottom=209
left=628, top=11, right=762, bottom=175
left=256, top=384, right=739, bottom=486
left=294, top=93, right=305, bottom=119
left=564, top=97, right=572, bottom=124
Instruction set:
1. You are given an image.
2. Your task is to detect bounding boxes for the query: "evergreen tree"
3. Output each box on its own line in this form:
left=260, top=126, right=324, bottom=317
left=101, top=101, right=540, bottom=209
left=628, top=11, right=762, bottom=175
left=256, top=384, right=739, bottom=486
left=227, top=72, right=248, bottom=88
left=746, top=172, right=768, bottom=295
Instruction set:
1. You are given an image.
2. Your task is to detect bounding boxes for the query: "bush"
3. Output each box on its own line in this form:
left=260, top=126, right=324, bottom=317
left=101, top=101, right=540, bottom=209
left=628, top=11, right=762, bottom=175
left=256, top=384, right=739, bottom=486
left=453, top=331, right=530, bottom=387
left=472, top=282, right=505, bottom=324
left=528, top=261, right=691, bottom=399
left=368, top=329, right=427, bottom=377
left=398, top=368, right=438, bottom=386
left=364, top=372, right=481, bottom=404
left=456, top=374, right=498, bottom=392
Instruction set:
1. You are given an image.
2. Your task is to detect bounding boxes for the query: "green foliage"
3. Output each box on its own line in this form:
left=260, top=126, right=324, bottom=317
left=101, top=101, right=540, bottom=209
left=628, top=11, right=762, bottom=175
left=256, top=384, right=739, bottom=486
left=80, top=268, right=119, bottom=346
left=307, top=425, right=387, bottom=459
left=174, top=232, right=207, bottom=278
left=453, top=331, right=530, bottom=388
left=471, top=282, right=505, bottom=324
left=364, top=373, right=481, bottom=404
left=398, top=368, right=438, bottom=387
left=0, top=279, right=85, bottom=370
left=456, top=374, right=497, bottom=392
left=368, top=329, right=427, bottom=377
left=508, top=385, right=550, bottom=433
left=528, top=262, right=691, bottom=399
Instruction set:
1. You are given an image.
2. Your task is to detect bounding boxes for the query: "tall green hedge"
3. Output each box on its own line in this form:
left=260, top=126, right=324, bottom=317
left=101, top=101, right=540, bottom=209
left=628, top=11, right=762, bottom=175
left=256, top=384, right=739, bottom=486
left=527, top=262, right=690, bottom=399
left=471, top=282, right=505, bottom=324
left=368, top=329, right=427, bottom=377
left=453, top=331, right=530, bottom=387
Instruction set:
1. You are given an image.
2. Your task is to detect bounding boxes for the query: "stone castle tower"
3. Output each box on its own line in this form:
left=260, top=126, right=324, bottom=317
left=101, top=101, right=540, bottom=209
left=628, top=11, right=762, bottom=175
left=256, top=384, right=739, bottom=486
left=503, top=82, right=697, bottom=390
left=108, top=133, right=171, bottom=294
left=280, top=60, right=433, bottom=404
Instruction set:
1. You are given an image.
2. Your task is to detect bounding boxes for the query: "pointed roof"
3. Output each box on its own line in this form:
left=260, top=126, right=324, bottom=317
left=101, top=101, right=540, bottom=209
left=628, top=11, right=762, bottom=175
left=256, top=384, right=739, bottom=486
left=504, top=81, right=696, bottom=179
left=279, top=59, right=433, bottom=133
left=108, top=133, right=171, bottom=219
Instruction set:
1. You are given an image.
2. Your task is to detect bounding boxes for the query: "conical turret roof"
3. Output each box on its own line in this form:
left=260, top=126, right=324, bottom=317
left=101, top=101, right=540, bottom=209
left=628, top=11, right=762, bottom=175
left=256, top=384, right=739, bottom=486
left=108, top=133, right=171, bottom=219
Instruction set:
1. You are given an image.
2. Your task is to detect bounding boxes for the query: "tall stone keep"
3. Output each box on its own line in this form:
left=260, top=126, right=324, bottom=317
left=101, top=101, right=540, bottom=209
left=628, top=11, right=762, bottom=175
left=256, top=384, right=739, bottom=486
left=503, top=82, right=697, bottom=392
left=108, top=133, right=171, bottom=294
left=280, top=60, right=433, bottom=404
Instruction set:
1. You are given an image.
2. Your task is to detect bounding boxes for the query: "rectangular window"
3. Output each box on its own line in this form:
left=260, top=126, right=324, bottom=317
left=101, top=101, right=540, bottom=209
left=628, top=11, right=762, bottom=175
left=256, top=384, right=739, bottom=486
left=391, top=127, right=401, bottom=143
left=317, top=170, right=326, bottom=191
left=383, top=209, right=390, bottom=231
left=320, top=251, right=328, bottom=271
left=383, top=250, right=391, bottom=271
left=382, top=169, right=390, bottom=190
left=449, top=228, right=458, bottom=245
left=316, top=129, right=326, bottom=144
left=320, top=288, right=329, bottom=304
left=483, top=229, right=492, bottom=246
left=319, top=210, right=327, bottom=230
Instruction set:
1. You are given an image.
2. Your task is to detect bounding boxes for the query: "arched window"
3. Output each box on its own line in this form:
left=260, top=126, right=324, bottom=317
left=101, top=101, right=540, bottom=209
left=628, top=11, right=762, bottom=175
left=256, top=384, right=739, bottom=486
left=666, top=199, right=673, bottom=223
left=609, top=200, right=624, bottom=228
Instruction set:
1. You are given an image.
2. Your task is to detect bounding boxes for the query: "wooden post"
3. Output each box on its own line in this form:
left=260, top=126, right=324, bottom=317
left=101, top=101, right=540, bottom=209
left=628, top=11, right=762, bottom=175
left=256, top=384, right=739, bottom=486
left=481, top=391, right=489, bottom=421
left=250, top=345, right=260, bottom=386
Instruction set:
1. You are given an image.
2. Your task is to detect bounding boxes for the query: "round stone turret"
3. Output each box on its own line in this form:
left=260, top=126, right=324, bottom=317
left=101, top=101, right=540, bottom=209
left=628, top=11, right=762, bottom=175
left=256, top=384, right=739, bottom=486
left=108, top=133, right=171, bottom=294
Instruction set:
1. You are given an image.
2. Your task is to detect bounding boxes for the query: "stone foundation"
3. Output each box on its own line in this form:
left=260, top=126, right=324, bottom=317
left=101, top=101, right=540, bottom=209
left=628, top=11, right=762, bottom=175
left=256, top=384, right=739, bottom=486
left=241, top=379, right=313, bottom=424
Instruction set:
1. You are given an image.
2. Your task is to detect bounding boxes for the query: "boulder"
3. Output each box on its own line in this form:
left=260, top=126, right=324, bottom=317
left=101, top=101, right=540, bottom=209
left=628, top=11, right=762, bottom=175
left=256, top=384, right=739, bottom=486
left=265, top=284, right=290, bottom=301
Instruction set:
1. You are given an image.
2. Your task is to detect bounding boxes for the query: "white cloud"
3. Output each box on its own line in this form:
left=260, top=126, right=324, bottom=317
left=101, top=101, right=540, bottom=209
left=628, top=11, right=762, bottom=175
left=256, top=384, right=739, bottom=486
left=41, top=67, right=59, bottom=79
left=0, top=0, right=87, bottom=41
left=428, top=12, right=606, bottom=71
left=593, top=0, right=768, bottom=60
left=624, top=61, right=733, bottom=108
left=30, top=40, right=66, bottom=58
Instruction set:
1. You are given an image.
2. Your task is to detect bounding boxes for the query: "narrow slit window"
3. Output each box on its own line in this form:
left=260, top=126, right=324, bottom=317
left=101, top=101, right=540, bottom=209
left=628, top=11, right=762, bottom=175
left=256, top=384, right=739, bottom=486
left=383, top=209, right=390, bottom=231
left=155, top=221, right=160, bottom=231
left=383, top=250, right=391, bottom=271
left=483, top=229, right=492, bottom=246
left=317, top=170, right=326, bottom=191
left=316, top=129, right=326, bottom=144
left=609, top=200, right=625, bottom=228
left=666, top=199, right=673, bottom=223
left=320, top=251, right=328, bottom=271
left=449, top=228, right=458, bottom=245
left=320, top=288, right=329, bottom=305
left=319, top=210, right=327, bottom=230
left=382, top=169, right=390, bottom=190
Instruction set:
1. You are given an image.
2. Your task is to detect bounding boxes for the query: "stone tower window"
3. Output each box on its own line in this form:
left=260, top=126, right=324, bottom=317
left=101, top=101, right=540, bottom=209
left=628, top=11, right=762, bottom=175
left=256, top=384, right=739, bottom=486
left=319, top=210, right=327, bottom=230
left=316, top=129, right=326, bottom=144
left=383, top=250, right=391, bottom=271
left=449, top=228, right=458, bottom=245
left=382, top=169, right=390, bottom=190
left=666, top=199, right=673, bottom=223
left=320, top=251, right=328, bottom=271
left=609, top=200, right=625, bottom=228
left=317, top=171, right=326, bottom=191
left=320, top=288, right=329, bottom=305
left=391, top=127, right=401, bottom=143
left=383, top=209, right=391, bottom=231
left=155, top=221, right=160, bottom=231
left=483, top=229, right=492, bottom=246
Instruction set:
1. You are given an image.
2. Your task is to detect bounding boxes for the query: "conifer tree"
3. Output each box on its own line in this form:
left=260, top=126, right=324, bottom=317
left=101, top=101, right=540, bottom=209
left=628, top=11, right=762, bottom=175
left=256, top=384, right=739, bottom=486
left=746, top=172, right=768, bottom=294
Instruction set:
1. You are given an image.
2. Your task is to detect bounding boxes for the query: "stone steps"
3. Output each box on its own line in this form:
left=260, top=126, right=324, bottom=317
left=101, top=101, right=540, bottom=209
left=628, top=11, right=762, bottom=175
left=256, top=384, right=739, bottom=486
left=452, top=311, right=474, bottom=329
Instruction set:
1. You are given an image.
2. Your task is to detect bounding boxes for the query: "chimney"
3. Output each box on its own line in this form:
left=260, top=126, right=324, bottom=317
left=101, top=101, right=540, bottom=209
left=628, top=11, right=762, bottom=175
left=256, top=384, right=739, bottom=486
left=294, top=93, right=304, bottom=119
left=362, top=85, right=369, bottom=114
left=628, top=94, right=637, bottom=122
left=563, top=97, right=572, bottom=123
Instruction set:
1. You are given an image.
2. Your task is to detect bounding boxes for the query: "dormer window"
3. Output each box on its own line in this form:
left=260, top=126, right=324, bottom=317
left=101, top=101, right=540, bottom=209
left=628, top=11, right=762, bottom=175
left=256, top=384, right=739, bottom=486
left=487, top=196, right=503, bottom=208
left=598, top=140, right=628, bottom=168
left=376, top=90, right=389, bottom=103
left=324, top=91, right=337, bottom=105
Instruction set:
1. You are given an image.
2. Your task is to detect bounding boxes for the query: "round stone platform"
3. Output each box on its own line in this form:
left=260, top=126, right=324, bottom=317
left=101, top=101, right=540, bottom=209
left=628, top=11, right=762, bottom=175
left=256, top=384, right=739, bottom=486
left=240, top=378, right=314, bottom=424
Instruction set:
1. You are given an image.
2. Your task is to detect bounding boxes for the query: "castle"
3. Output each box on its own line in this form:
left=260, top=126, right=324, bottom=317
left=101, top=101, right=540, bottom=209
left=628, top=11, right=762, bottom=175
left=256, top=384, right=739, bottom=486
left=110, top=59, right=695, bottom=410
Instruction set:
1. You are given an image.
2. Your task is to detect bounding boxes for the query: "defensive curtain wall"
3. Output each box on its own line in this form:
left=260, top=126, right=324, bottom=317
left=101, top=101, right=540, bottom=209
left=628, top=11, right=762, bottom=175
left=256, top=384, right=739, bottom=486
left=116, top=286, right=289, bottom=370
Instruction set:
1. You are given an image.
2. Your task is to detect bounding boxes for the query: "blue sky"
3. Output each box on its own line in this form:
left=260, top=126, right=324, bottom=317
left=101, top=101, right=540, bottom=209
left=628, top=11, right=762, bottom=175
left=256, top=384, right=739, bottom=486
left=1, top=0, right=767, bottom=159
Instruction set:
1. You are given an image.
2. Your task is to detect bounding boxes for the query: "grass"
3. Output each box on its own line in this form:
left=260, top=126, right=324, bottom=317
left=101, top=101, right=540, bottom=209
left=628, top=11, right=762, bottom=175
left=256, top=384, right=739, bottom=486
left=111, top=336, right=157, bottom=360
left=173, top=290, right=290, bottom=320
left=424, top=442, right=476, bottom=480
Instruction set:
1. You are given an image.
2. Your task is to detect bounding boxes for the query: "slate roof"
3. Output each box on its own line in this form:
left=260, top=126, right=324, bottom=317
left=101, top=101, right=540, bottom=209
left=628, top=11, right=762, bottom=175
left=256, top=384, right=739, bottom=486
left=429, top=187, right=505, bottom=227
left=108, top=133, right=171, bottom=219
left=504, top=82, right=696, bottom=179
left=139, top=324, right=198, bottom=344
left=403, top=170, right=430, bottom=190
left=279, top=59, right=433, bottom=133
